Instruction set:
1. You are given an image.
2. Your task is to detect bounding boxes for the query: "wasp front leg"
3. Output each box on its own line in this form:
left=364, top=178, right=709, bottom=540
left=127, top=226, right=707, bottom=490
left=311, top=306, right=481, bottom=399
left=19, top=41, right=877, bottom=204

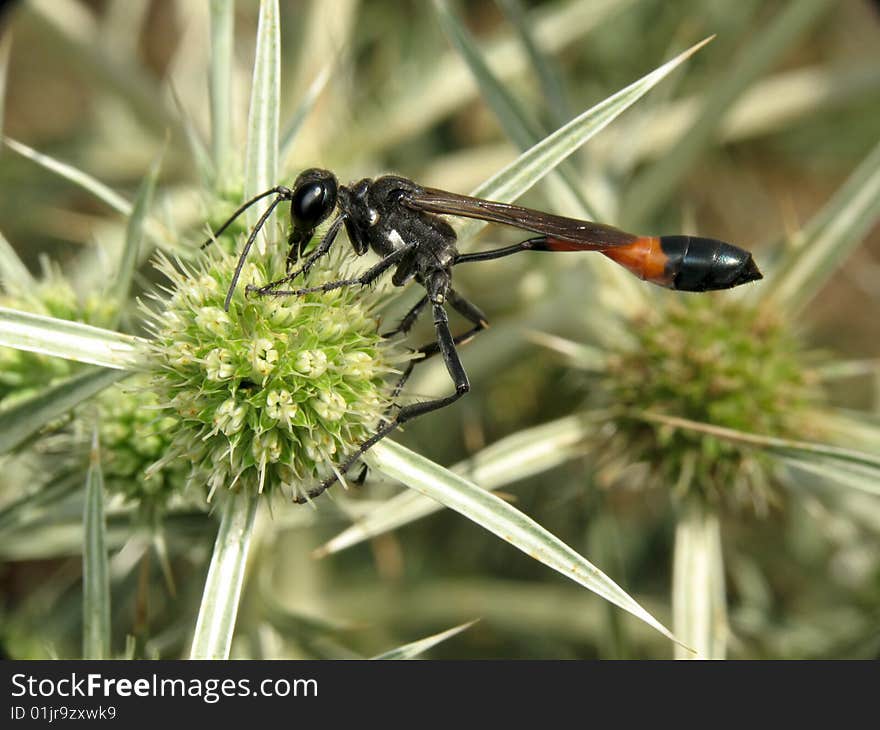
left=248, top=214, right=349, bottom=298
left=264, top=244, right=416, bottom=298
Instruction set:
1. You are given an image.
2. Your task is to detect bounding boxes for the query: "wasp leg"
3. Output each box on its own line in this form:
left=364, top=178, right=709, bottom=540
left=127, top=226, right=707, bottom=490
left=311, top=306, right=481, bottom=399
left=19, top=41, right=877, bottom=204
left=249, top=214, right=348, bottom=296
left=451, top=236, right=550, bottom=264
left=266, top=244, right=416, bottom=298
left=353, top=464, right=370, bottom=487
left=388, top=289, right=487, bottom=400
left=294, top=285, right=475, bottom=503
left=382, top=295, right=429, bottom=339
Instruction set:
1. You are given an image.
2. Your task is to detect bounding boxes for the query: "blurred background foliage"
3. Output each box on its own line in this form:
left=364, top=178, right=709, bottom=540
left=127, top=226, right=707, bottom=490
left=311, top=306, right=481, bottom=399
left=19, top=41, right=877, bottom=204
left=0, top=0, right=878, bottom=659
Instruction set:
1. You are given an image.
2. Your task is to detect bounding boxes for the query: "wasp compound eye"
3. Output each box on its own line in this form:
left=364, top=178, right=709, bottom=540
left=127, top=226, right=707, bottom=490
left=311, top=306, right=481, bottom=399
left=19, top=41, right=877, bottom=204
left=291, top=180, right=337, bottom=226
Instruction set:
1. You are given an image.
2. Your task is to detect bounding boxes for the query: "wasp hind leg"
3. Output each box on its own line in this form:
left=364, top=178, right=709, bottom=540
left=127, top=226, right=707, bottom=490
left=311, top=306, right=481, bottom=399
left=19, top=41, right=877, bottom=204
left=387, top=289, right=487, bottom=401
left=293, top=286, right=485, bottom=503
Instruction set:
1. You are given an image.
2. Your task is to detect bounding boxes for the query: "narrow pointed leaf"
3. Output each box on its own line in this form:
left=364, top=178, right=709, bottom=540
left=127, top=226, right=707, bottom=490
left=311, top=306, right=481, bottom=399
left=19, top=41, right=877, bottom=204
left=4, top=136, right=130, bottom=214
left=820, top=410, right=880, bottom=453
left=433, top=0, right=599, bottom=221
left=209, top=0, right=235, bottom=185
left=279, top=62, right=334, bottom=165
left=316, top=414, right=595, bottom=557
left=458, top=36, right=714, bottom=244
left=169, top=82, right=214, bottom=187
left=622, top=0, right=832, bottom=228
left=366, top=439, right=684, bottom=647
left=111, top=150, right=164, bottom=320
left=152, top=529, right=176, bottom=596
left=641, top=412, right=880, bottom=473
left=767, top=139, right=880, bottom=314
left=497, top=0, right=570, bottom=125
left=190, top=492, right=259, bottom=659
left=781, top=457, right=880, bottom=498
left=673, top=505, right=727, bottom=660
left=243, top=0, right=280, bottom=247
left=0, top=472, right=81, bottom=534
left=371, top=620, right=478, bottom=660
left=2, top=137, right=177, bottom=250
left=0, top=307, right=145, bottom=370
left=0, top=367, right=130, bottom=455
left=0, top=229, right=35, bottom=289
left=83, top=428, right=111, bottom=659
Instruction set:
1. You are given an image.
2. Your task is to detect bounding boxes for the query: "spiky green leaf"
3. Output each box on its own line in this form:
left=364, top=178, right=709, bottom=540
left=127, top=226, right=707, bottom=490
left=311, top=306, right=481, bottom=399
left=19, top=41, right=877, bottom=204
left=672, top=505, right=727, bottom=659
left=371, top=621, right=478, bottom=660
left=459, top=36, right=715, bottom=244
left=768, top=139, right=880, bottom=313
left=243, top=0, right=280, bottom=246
left=366, top=439, right=685, bottom=648
left=0, top=228, right=35, bottom=289
left=0, top=367, right=130, bottom=455
left=83, top=428, right=111, bottom=659
left=0, top=307, right=144, bottom=370
left=317, top=414, right=595, bottom=557
left=111, top=150, right=164, bottom=320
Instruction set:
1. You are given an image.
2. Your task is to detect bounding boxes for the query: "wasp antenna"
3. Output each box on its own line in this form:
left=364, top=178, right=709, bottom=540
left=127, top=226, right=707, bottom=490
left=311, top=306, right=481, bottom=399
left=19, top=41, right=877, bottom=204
left=223, top=194, right=288, bottom=311
left=201, top=187, right=291, bottom=251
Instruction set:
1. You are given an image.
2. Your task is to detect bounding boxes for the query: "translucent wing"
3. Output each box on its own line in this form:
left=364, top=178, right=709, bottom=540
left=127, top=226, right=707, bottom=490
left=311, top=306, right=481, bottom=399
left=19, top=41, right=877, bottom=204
left=403, top=187, right=638, bottom=249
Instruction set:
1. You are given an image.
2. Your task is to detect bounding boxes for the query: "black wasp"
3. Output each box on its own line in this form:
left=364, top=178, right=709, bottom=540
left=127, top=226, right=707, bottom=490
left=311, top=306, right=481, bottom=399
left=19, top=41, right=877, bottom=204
left=203, top=168, right=762, bottom=502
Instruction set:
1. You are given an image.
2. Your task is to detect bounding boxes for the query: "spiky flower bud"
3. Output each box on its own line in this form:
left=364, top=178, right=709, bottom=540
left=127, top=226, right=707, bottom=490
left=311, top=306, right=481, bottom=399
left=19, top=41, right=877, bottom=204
left=143, top=244, right=407, bottom=503
left=95, top=378, right=189, bottom=510
left=599, top=297, right=822, bottom=513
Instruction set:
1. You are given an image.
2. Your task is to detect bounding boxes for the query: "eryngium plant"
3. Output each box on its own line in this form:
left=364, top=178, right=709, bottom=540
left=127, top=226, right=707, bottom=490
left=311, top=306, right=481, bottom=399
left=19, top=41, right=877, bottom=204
left=599, top=297, right=821, bottom=513
left=143, top=246, right=408, bottom=502
left=0, top=266, right=115, bottom=403
left=94, top=377, right=189, bottom=511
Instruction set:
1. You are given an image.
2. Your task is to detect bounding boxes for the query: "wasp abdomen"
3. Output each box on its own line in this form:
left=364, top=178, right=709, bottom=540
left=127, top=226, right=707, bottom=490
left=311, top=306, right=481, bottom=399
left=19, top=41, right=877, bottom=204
left=659, top=235, right=762, bottom=292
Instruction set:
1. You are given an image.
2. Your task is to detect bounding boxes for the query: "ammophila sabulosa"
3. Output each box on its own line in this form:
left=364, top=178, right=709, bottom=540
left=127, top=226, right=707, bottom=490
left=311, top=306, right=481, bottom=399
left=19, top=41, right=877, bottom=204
left=202, top=168, right=762, bottom=501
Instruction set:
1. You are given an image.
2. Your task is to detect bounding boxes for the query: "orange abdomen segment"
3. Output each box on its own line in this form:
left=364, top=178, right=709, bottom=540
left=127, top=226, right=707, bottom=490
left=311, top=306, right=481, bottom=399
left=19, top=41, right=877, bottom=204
left=600, top=236, right=674, bottom=287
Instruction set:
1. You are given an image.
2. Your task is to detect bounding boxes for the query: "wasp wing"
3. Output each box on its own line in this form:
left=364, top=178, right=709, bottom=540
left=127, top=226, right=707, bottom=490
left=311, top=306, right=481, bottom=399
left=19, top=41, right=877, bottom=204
left=402, top=187, right=638, bottom=249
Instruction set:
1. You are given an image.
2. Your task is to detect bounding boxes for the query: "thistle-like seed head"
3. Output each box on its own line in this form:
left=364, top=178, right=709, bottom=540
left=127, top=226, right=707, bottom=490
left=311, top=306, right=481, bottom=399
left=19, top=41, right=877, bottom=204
left=599, top=297, right=822, bottom=514
left=142, top=243, right=408, bottom=503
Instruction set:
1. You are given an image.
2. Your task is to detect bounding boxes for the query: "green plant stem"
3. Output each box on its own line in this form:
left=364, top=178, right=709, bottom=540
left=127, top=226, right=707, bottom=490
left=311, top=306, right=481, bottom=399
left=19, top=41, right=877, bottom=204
left=672, top=503, right=727, bottom=660
left=190, top=491, right=259, bottom=660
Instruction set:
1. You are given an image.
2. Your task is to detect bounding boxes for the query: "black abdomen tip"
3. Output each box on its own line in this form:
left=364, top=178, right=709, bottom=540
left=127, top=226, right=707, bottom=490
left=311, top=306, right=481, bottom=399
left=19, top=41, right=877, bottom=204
left=660, top=235, right=762, bottom=292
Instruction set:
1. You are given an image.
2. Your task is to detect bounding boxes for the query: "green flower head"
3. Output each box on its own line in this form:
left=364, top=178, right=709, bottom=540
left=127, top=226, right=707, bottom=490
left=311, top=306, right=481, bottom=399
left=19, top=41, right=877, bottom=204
left=143, top=242, right=408, bottom=503
left=599, top=296, right=822, bottom=513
